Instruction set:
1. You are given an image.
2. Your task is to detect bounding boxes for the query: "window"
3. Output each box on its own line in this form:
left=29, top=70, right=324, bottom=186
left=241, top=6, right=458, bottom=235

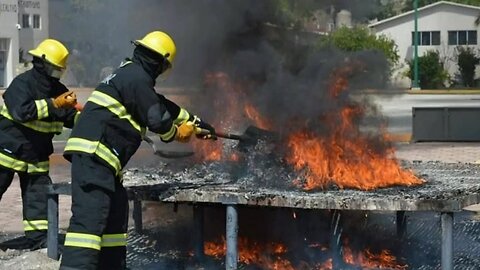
left=33, top=14, right=40, bottom=29
left=0, top=39, right=8, bottom=52
left=411, top=31, right=440, bottom=46
left=459, top=31, right=467, bottom=45
left=468, top=30, right=477, bottom=45
left=448, top=30, right=477, bottom=45
left=421, top=32, right=431, bottom=45
left=432, top=31, right=440, bottom=45
left=22, top=14, right=30, bottom=28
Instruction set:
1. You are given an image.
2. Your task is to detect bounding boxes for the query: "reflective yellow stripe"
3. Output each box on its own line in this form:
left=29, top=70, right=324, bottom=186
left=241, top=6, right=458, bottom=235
left=23, top=220, right=48, bottom=231
left=65, top=138, right=121, bottom=175
left=0, top=105, right=63, bottom=133
left=101, top=233, right=127, bottom=247
left=159, top=124, right=176, bottom=141
left=64, top=232, right=102, bottom=251
left=34, top=99, right=49, bottom=119
left=88, top=91, right=142, bottom=132
left=27, top=160, right=49, bottom=173
left=173, top=108, right=190, bottom=125
left=0, top=151, right=27, bottom=171
left=74, top=111, right=81, bottom=124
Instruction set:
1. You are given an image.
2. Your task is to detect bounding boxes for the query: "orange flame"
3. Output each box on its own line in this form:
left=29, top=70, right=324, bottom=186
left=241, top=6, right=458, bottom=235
left=203, top=237, right=407, bottom=270
left=245, top=104, right=272, bottom=130
left=286, top=66, right=423, bottom=190
left=342, top=239, right=408, bottom=270
left=191, top=72, right=272, bottom=161
left=204, top=237, right=295, bottom=270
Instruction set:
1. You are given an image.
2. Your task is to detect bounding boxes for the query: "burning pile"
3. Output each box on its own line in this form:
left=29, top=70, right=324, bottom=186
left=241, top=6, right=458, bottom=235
left=285, top=66, right=423, bottom=190
left=191, top=63, right=423, bottom=191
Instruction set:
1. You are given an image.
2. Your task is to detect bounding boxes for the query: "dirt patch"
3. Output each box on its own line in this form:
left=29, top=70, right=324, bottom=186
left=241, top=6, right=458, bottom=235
left=0, top=249, right=60, bottom=270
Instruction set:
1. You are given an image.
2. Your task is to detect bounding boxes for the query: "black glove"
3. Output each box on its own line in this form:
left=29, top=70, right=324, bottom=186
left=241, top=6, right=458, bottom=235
left=190, top=115, right=216, bottom=140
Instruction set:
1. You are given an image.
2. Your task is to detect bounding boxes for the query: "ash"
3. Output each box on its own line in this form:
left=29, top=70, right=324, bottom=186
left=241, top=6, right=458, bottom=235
left=123, top=140, right=480, bottom=202
left=124, top=140, right=299, bottom=190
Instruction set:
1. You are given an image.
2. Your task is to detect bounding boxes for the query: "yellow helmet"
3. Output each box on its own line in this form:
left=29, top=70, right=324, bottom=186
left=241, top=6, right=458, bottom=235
left=28, top=39, right=69, bottom=69
left=134, top=31, right=176, bottom=65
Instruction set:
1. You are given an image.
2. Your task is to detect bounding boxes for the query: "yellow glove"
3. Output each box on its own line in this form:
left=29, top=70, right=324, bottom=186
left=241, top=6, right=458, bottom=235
left=52, top=91, right=77, bottom=109
left=175, top=122, right=195, bottom=143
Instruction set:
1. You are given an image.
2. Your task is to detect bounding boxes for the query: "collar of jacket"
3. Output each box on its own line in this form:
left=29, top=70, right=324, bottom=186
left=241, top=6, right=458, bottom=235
left=32, top=67, right=55, bottom=95
left=31, top=62, right=61, bottom=96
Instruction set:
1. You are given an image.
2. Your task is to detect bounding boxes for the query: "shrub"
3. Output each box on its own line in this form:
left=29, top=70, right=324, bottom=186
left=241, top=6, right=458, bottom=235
left=408, top=50, right=449, bottom=89
left=456, top=46, right=479, bottom=87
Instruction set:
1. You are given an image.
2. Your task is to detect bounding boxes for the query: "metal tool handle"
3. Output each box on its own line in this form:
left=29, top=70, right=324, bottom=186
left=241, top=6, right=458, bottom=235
left=196, top=128, right=218, bottom=140
left=215, top=131, right=242, bottom=141
left=143, top=136, right=157, bottom=152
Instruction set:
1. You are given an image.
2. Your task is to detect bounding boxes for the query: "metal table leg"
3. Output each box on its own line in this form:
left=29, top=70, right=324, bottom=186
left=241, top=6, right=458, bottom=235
left=193, top=204, right=204, bottom=261
left=133, top=199, right=143, bottom=234
left=396, top=211, right=407, bottom=238
left=441, top=212, right=454, bottom=270
left=47, top=193, right=59, bottom=260
left=330, top=210, right=344, bottom=270
left=226, top=205, right=238, bottom=270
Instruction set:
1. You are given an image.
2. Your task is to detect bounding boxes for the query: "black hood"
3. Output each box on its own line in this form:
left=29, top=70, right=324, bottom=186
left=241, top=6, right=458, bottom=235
left=32, top=57, right=59, bottom=94
left=132, top=45, right=169, bottom=81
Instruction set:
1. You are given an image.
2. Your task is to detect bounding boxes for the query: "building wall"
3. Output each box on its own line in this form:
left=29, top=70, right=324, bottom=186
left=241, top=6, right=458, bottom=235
left=0, top=0, right=48, bottom=88
left=372, top=4, right=480, bottom=87
left=18, top=0, right=49, bottom=62
left=0, top=0, right=20, bottom=87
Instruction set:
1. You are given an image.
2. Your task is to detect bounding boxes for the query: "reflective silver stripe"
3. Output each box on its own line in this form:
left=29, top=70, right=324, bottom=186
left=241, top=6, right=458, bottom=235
left=0, top=151, right=27, bottom=171
left=34, top=99, right=49, bottom=119
left=23, top=220, right=48, bottom=231
left=0, top=105, right=63, bottom=133
left=101, top=233, right=127, bottom=247
left=27, top=160, right=49, bottom=173
left=65, top=138, right=121, bottom=175
left=88, top=91, right=142, bottom=132
left=64, top=232, right=101, bottom=250
left=159, top=124, right=176, bottom=141
left=173, top=108, right=190, bottom=125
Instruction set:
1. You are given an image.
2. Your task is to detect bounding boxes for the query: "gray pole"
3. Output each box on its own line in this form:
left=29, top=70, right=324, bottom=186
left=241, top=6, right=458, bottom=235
left=47, top=193, right=59, bottom=260
left=413, top=0, right=420, bottom=89
left=441, top=212, right=454, bottom=270
left=132, top=199, right=143, bottom=234
left=226, top=205, right=238, bottom=270
left=396, top=211, right=407, bottom=238
left=193, top=204, right=205, bottom=261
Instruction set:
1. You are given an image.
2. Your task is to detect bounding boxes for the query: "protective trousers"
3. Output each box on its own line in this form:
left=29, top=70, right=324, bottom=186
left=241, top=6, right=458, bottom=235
left=0, top=167, right=51, bottom=242
left=60, top=154, right=128, bottom=270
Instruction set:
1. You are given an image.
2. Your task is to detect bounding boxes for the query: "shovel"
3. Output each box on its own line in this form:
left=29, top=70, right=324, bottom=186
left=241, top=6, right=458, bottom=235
left=143, top=136, right=194, bottom=159
left=198, top=125, right=278, bottom=147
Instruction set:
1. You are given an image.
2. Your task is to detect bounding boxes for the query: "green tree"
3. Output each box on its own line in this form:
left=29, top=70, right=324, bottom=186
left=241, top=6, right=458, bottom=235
left=319, top=26, right=399, bottom=65
left=456, top=46, right=480, bottom=87
left=408, top=50, right=448, bottom=89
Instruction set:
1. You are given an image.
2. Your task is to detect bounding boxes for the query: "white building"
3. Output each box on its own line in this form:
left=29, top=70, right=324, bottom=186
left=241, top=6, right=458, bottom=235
left=369, top=1, right=480, bottom=88
left=0, top=0, right=48, bottom=88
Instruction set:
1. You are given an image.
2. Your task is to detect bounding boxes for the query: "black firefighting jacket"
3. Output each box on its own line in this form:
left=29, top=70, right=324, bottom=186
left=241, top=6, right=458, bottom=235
left=0, top=66, right=77, bottom=174
left=64, top=47, right=190, bottom=183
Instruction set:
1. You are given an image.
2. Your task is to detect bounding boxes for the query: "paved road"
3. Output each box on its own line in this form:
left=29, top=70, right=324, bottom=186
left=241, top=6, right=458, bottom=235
left=372, top=93, right=480, bottom=134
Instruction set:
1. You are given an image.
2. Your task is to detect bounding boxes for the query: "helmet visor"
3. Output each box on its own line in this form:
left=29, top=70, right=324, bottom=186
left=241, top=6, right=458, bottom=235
left=45, top=62, right=65, bottom=79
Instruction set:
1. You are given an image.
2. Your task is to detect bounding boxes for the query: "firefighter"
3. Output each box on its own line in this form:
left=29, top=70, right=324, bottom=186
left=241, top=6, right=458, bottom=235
left=60, top=31, right=215, bottom=270
left=0, top=39, right=78, bottom=250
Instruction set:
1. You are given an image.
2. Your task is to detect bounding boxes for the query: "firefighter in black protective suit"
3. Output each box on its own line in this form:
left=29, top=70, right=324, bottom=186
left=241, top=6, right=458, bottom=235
left=60, top=31, right=216, bottom=270
left=0, top=39, right=79, bottom=250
